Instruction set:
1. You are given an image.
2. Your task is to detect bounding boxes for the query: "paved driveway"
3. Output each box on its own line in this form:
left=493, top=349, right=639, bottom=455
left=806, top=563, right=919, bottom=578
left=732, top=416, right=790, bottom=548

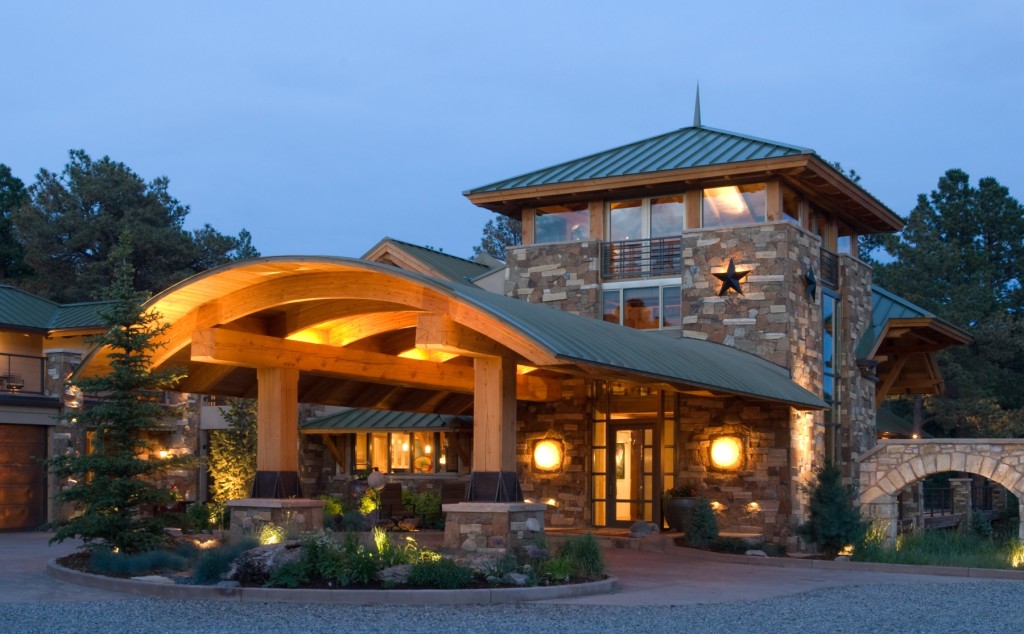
left=0, top=531, right=1010, bottom=606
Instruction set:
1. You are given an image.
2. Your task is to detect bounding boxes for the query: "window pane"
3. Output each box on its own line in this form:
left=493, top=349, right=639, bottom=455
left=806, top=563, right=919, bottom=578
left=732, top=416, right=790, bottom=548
left=593, top=474, right=606, bottom=499
left=603, top=290, right=621, bottom=324
left=390, top=433, right=411, bottom=471
left=354, top=432, right=368, bottom=471
left=412, top=432, right=434, bottom=473
left=370, top=433, right=389, bottom=472
left=593, top=500, right=606, bottom=526
left=535, top=203, right=589, bottom=243
left=650, top=196, right=685, bottom=237
left=782, top=187, right=801, bottom=225
left=608, top=200, right=642, bottom=241
left=623, top=287, right=660, bottom=330
left=439, top=433, right=458, bottom=472
left=702, top=183, right=767, bottom=227
left=662, top=286, right=681, bottom=328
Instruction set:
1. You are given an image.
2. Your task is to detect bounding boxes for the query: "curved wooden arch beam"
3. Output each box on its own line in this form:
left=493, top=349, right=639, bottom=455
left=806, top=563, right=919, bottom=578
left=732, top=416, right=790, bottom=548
left=190, top=327, right=559, bottom=402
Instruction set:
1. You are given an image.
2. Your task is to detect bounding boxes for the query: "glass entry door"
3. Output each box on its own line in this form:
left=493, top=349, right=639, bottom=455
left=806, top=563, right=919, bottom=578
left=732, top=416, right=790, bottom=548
left=607, top=423, right=657, bottom=527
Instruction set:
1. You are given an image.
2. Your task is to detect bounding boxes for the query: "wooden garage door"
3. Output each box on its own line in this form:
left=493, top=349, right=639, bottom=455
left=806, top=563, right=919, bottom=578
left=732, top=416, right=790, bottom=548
left=0, top=424, right=47, bottom=531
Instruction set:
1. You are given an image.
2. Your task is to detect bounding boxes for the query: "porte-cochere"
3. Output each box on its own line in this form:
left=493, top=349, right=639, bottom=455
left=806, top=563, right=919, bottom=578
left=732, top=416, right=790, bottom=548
left=859, top=439, right=1024, bottom=543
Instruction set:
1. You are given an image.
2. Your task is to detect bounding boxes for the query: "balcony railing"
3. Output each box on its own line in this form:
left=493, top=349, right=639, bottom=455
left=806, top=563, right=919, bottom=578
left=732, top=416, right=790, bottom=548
left=0, top=353, right=45, bottom=395
left=820, top=248, right=839, bottom=288
left=601, top=237, right=682, bottom=280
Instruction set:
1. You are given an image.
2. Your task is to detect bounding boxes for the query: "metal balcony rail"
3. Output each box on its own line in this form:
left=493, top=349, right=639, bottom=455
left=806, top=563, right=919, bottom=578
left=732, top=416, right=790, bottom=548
left=601, top=237, right=682, bottom=280
left=922, top=486, right=953, bottom=516
left=0, top=353, right=45, bottom=395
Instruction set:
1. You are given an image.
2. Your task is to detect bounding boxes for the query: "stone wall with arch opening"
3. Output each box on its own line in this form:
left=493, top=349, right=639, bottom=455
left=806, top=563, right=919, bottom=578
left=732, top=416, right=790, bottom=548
left=859, top=439, right=1024, bottom=544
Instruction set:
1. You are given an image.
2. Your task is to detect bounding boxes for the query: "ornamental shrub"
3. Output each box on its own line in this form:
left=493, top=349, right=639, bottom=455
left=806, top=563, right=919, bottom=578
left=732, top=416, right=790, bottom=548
left=798, top=461, right=865, bottom=558
left=407, top=558, right=474, bottom=589
left=555, top=532, right=606, bottom=580
left=684, top=497, right=719, bottom=549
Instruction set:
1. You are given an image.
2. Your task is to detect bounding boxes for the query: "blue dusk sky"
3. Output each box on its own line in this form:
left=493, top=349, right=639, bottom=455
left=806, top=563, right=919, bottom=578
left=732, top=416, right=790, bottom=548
left=2, top=1, right=1021, bottom=259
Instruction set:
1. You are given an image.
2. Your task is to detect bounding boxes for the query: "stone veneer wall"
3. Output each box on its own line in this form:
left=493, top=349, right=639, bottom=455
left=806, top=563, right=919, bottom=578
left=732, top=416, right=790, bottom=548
left=837, top=255, right=876, bottom=485
left=505, top=241, right=601, bottom=316
left=676, top=397, right=794, bottom=544
left=516, top=377, right=591, bottom=528
left=675, top=222, right=825, bottom=534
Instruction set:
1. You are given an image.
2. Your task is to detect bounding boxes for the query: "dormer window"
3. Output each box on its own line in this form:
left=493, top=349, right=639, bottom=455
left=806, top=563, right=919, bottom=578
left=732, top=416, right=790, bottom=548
left=702, top=183, right=766, bottom=228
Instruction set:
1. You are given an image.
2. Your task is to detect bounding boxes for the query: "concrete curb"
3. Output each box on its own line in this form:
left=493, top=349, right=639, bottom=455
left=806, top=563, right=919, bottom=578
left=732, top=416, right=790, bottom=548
left=46, top=560, right=619, bottom=604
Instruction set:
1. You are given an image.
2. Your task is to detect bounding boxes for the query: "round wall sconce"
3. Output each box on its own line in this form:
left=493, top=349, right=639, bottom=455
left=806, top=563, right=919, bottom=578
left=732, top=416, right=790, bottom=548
left=533, top=439, right=564, bottom=472
left=709, top=435, right=744, bottom=471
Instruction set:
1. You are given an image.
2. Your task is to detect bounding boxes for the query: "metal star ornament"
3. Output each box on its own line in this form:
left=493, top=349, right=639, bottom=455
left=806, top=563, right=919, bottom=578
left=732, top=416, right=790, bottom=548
left=804, top=268, right=818, bottom=301
left=713, top=258, right=749, bottom=296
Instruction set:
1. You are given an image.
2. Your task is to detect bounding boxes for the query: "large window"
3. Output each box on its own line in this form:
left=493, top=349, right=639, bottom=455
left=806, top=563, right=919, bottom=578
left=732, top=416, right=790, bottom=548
left=822, top=292, right=840, bottom=462
left=702, top=184, right=766, bottom=228
left=350, top=431, right=464, bottom=474
left=535, top=202, right=590, bottom=244
left=603, top=283, right=681, bottom=330
left=608, top=196, right=685, bottom=240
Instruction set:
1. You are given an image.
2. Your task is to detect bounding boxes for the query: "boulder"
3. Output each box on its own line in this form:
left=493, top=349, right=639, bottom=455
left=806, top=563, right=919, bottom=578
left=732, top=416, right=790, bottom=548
left=378, top=564, right=413, bottom=585
left=229, top=541, right=303, bottom=585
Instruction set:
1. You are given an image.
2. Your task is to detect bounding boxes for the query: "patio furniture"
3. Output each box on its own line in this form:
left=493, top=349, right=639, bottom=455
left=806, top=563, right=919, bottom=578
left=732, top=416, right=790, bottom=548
left=378, top=483, right=414, bottom=524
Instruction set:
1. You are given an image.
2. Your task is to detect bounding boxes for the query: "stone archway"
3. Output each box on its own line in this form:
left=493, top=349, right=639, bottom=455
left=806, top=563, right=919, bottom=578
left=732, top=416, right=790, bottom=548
left=859, top=439, right=1024, bottom=543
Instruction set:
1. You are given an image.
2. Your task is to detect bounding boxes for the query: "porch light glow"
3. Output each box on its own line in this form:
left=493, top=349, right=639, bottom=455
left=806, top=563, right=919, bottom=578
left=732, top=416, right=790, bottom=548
left=710, top=436, right=743, bottom=470
left=533, top=439, right=563, bottom=471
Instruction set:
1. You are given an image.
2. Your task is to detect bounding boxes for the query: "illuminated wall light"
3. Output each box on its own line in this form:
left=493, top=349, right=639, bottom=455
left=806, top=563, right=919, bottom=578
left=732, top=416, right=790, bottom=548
left=746, top=501, right=761, bottom=513
left=710, top=501, right=726, bottom=512
left=158, top=450, right=169, bottom=459
left=709, top=435, right=744, bottom=471
left=546, top=498, right=557, bottom=506
left=532, top=439, right=564, bottom=471
left=425, top=444, right=432, bottom=454
left=439, top=455, right=446, bottom=466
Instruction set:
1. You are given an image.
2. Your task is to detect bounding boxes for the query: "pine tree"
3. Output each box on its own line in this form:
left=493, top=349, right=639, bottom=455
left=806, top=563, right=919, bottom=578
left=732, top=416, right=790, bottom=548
left=46, top=232, right=188, bottom=554
left=207, top=398, right=258, bottom=504
left=798, top=462, right=865, bottom=558
left=473, top=215, right=521, bottom=260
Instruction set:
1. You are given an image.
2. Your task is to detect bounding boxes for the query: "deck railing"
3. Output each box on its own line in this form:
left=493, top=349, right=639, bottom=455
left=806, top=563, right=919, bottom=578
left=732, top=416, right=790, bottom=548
left=601, top=237, right=682, bottom=279
left=0, top=353, right=45, bottom=395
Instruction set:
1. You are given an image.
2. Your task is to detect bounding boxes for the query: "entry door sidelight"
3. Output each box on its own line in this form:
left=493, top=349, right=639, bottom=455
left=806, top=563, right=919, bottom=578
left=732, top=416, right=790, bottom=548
left=607, top=423, right=657, bottom=527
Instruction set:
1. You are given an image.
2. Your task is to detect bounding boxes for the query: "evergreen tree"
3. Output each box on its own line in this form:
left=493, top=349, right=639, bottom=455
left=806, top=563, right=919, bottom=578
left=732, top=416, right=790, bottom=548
left=798, top=462, right=865, bottom=558
left=46, top=232, right=188, bottom=554
left=873, top=169, right=1024, bottom=437
left=473, top=215, right=521, bottom=260
left=207, top=398, right=257, bottom=504
left=0, top=164, right=30, bottom=282
left=11, top=150, right=259, bottom=302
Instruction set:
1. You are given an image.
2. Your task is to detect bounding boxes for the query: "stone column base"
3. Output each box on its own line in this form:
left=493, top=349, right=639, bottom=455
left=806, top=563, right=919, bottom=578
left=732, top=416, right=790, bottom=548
left=227, top=498, right=325, bottom=539
left=443, top=502, right=547, bottom=556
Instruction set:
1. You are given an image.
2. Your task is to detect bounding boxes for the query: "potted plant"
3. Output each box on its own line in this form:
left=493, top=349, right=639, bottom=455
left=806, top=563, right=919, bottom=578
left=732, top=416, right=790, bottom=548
left=663, top=480, right=700, bottom=532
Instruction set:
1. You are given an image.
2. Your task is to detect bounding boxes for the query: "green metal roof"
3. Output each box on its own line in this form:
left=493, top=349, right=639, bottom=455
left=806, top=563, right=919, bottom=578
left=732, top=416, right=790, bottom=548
left=856, top=286, right=969, bottom=359
left=439, top=276, right=825, bottom=409
left=0, top=285, right=112, bottom=331
left=378, top=238, right=495, bottom=284
left=300, top=408, right=471, bottom=432
left=465, top=126, right=812, bottom=195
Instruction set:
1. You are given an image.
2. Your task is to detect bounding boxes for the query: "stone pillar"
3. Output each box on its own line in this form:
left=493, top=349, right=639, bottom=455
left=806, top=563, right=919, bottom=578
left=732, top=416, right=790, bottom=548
left=949, top=478, right=973, bottom=521
left=442, top=502, right=547, bottom=556
left=861, top=494, right=898, bottom=548
left=227, top=498, right=325, bottom=539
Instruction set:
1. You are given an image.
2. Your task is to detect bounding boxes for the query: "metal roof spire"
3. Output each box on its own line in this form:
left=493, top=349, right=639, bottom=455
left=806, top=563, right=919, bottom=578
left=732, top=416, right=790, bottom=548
left=693, top=83, right=702, bottom=127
